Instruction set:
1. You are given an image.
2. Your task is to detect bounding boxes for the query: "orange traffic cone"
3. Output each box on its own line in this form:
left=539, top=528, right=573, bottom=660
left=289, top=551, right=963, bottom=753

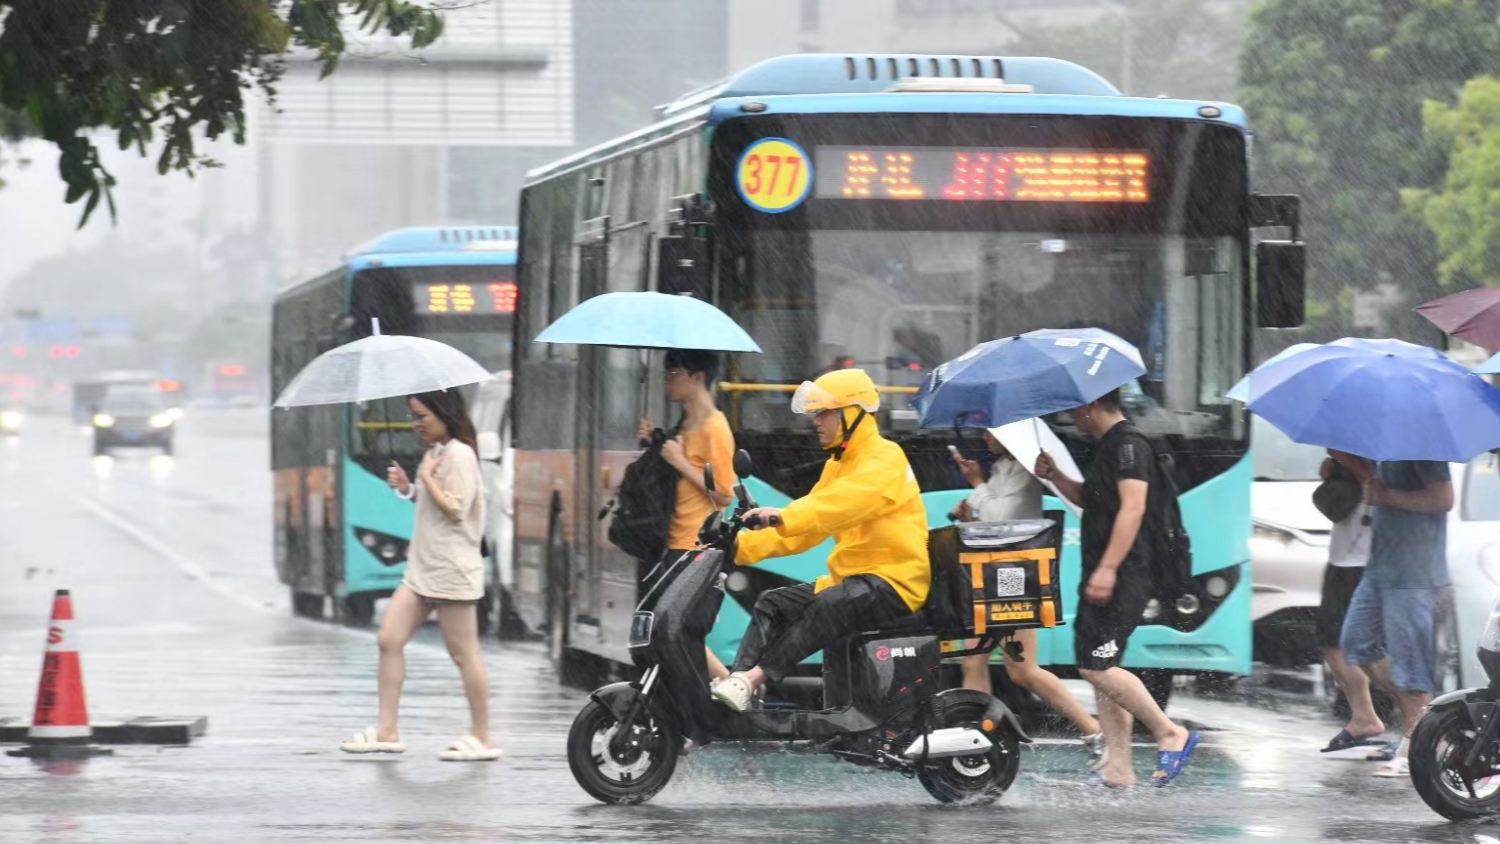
left=7, top=590, right=111, bottom=758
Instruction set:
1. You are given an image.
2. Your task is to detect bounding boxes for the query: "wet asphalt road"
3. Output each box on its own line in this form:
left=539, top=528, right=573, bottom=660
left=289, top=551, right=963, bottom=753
left=0, top=416, right=1495, bottom=843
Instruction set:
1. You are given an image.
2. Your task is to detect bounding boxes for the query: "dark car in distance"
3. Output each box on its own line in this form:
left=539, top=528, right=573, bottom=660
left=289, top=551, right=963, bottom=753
left=92, top=385, right=175, bottom=455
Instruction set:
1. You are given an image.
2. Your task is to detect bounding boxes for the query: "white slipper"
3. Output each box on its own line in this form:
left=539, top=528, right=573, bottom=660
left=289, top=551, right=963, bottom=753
left=439, top=735, right=502, bottom=762
left=712, top=672, right=755, bottom=711
left=340, top=727, right=406, bottom=754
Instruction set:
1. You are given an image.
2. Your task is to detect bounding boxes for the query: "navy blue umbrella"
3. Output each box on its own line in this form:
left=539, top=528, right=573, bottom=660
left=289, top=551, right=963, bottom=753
left=913, top=328, right=1146, bottom=429
left=1245, top=337, right=1500, bottom=462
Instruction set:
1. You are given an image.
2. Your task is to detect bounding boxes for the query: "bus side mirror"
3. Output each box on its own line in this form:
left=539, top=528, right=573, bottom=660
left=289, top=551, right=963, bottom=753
left=657, top=236, right=710, bottom=298
left=1256, top=240, right=1306, bottom=328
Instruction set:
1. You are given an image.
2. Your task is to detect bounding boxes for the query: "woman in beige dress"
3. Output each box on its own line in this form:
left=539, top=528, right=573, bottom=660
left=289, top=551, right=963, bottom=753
left=340, top=389, right=499, bottom=761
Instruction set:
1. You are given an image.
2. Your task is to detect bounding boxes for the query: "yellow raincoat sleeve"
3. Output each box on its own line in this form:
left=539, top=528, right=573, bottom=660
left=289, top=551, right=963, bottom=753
left=734, top=461, right=835, bottom=565
left=774, top=447, right=906, bottom=538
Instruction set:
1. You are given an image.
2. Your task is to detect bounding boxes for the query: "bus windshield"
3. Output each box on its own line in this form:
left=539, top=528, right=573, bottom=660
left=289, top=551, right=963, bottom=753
left=724, top=229, right=1244, bottom=440
left=348, top=265, right=515, bottom=464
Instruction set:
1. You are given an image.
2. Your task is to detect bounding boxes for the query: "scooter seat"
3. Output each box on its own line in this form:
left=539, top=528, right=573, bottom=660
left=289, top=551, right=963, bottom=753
left=867, top=610, right=937, bottom=636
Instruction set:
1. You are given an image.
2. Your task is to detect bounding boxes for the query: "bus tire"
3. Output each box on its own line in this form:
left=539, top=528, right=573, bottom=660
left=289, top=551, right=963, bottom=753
left=291, top=590, right=324, bottom=619
left=545, top=492, right=570, bottom=675
left=1134, top=668, right=1173, bottom=711
left=343, top=593, right=376, bottom=627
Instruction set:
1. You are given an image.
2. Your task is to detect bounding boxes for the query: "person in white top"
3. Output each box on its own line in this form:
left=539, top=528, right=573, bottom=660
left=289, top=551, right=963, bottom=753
left=953, top=429, right=1106, bottom=769
left=1316, top=449, right=1387, bottom=758
left=339, top=389, right=500, bottom=762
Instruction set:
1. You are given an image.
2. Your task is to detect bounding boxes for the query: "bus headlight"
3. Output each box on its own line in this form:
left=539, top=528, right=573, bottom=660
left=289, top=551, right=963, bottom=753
left=353, top=527, right=409, bottom=566
left=149, top=413, right=175, bottom=429
left=93, top=414, right=115, bottom=428
left=726, top=571, right=751, bottom=594
left=1204, top=575, right=1231, bottom=599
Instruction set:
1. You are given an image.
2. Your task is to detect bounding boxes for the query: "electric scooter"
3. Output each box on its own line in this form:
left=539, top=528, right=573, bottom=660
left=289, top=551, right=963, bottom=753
left=566, top=449, right=1063, bottom=805
left=1411, top=598, right=1500, bottom=819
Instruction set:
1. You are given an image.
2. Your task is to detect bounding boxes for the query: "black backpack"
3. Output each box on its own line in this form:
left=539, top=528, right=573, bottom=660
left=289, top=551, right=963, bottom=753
left=1142, top=439, right=1194, bottom=603
left=602, top=426, right=680, bottom=563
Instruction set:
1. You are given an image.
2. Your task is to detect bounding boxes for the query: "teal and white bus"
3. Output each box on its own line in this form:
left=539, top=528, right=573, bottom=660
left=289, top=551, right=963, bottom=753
left=511, top=54, right=1305, bottom=695
left=271, top=226, right=518, bottom=626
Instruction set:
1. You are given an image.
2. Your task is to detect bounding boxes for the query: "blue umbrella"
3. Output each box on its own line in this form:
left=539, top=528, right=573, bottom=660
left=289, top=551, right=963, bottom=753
left=534, top=291, right=762, bottom=353
left=913, top=328, right=1146, bottom=429
left=1225, top=342, right=1320, bottom=403
left=1245, top=337, right=1500, bottom=462
left=1476, top=351, right=1500, bottom=375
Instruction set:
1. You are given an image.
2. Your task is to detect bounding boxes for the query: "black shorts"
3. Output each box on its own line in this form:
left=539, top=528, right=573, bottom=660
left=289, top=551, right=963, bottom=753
left=1073, top=573, right=1153, bottom=671
left=1317, top=564, right=1365, bottom=649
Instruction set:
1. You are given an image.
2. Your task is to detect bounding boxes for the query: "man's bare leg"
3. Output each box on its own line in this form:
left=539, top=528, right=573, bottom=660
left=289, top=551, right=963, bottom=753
left=1081, top=666, right=1189, bottom=781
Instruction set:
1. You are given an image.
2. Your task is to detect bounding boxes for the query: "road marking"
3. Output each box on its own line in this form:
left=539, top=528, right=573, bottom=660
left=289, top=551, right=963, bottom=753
left=77, top=496, right=276, bottom=616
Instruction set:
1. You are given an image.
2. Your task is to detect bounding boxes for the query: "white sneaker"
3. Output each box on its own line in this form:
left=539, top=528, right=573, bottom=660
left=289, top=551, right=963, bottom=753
left=1083, top=732, right=1109, bottom=772
left=712, top=672, right=755, bottom=711
left=1373, top=757, right=1409, bottom=778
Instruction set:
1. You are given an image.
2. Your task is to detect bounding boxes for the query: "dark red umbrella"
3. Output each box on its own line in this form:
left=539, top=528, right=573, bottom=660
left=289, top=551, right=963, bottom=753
left=1417, top=288, right=1500, bottom=353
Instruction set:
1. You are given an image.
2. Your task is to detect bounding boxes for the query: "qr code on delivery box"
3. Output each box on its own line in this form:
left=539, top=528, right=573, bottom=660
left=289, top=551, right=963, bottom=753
left=993, top=568, right=1026, bottom=598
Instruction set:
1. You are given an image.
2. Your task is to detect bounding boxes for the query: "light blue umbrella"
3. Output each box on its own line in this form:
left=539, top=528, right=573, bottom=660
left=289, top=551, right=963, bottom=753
left=1245, top=337, right=1500, bottom=462
left=1225, top=342, right=1320, bottom=403
left=1476, top=351, right=1500, bottom=375
left=912, top=328, right=1145, bottom=429
left=534, top=291, right=762, bottom=353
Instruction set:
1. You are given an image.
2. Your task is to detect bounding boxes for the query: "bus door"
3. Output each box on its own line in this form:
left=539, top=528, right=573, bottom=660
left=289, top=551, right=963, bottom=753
left=570, top=224, right=609, bottom=648
left=572, top=216, right=656, bottom=658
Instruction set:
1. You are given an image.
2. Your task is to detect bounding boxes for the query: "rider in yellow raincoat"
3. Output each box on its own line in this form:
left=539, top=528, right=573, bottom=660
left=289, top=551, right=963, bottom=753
left=712, top=368, right=930, bottom=711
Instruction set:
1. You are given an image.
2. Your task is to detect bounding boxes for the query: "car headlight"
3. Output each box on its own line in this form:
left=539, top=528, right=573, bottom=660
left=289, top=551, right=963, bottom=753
left=149, top=413, right=174, bottom=428
left=0, top=411, right=21, bottom=430
left=166, top=407, right=183, bottom=421
left=93, top=414, right=115, bottom=428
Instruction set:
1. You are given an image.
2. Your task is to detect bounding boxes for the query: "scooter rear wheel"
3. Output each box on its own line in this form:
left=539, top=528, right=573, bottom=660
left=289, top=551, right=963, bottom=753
left=567, top=699, right=679, bottom=805
left=916, top=689, right=1021, bottom=805
left=1410, top=706, right=1500, bottom=820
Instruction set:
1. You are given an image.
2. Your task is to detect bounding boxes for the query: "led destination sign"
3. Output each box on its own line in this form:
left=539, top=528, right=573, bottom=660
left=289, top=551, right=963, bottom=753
left=413, top=281, right=518, bottom=315
left=813, top=146, right=1150, bottom=203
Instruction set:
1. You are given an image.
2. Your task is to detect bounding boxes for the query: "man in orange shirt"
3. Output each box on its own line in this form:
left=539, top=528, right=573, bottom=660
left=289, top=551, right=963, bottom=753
left=638, top=349, right=736, bottom=681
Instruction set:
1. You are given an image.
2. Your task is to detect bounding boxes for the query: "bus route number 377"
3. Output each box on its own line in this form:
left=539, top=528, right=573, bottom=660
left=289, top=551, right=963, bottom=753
left=736, top=138, right=813, bottom=213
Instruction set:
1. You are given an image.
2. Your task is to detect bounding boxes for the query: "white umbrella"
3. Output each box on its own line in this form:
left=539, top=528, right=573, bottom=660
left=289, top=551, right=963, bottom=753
left=274, top=319, right=492, bottom=408
left=989, top=419, right=1083, bottom=517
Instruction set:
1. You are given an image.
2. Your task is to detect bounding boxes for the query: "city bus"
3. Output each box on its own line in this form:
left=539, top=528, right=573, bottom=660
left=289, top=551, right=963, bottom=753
left=510, top=54, right=1305, bottom=697
left=271, top=225, right=518, bottom=626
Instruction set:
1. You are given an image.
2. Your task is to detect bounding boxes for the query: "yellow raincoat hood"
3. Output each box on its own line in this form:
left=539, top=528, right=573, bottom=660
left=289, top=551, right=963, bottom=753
left=735, top=420, right=931, bottom=612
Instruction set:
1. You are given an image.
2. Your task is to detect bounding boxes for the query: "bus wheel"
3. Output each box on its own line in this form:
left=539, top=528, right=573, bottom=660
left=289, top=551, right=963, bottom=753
left=291, top=590, right=325, bottom=619
left=1135, top=669, right=1173, bottom=711
left=343, top=594, right=375, bottom=627
left=545, top=495, right=570, bottom=674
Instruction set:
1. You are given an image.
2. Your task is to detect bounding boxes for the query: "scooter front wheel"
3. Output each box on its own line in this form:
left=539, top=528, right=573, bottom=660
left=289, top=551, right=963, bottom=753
left=567, top=698, right=680, bottom=805
left=916, top=689, right=1021, bottom=805
left=1410, top=706, right=1500, bottom=820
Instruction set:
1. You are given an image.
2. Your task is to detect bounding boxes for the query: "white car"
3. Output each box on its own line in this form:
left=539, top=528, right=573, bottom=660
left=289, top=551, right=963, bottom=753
left=470, top=372, right=516, bottom=636
left=1250, top=415, right=1500, bottom=688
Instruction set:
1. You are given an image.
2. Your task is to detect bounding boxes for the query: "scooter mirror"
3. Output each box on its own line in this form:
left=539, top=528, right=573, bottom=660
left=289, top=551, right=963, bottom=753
left=733, top=449, right=754, bottom=480
left=704, top=463, right=715, bottom=496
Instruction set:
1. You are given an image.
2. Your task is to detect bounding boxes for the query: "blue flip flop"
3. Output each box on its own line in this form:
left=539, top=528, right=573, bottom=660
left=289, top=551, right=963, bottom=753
left=1153, top=731, right=1202, bottom=787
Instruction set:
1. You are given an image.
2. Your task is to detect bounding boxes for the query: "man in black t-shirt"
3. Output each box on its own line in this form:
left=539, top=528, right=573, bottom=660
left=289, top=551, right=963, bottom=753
left=1035, top=387, right=1199, bottom=787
